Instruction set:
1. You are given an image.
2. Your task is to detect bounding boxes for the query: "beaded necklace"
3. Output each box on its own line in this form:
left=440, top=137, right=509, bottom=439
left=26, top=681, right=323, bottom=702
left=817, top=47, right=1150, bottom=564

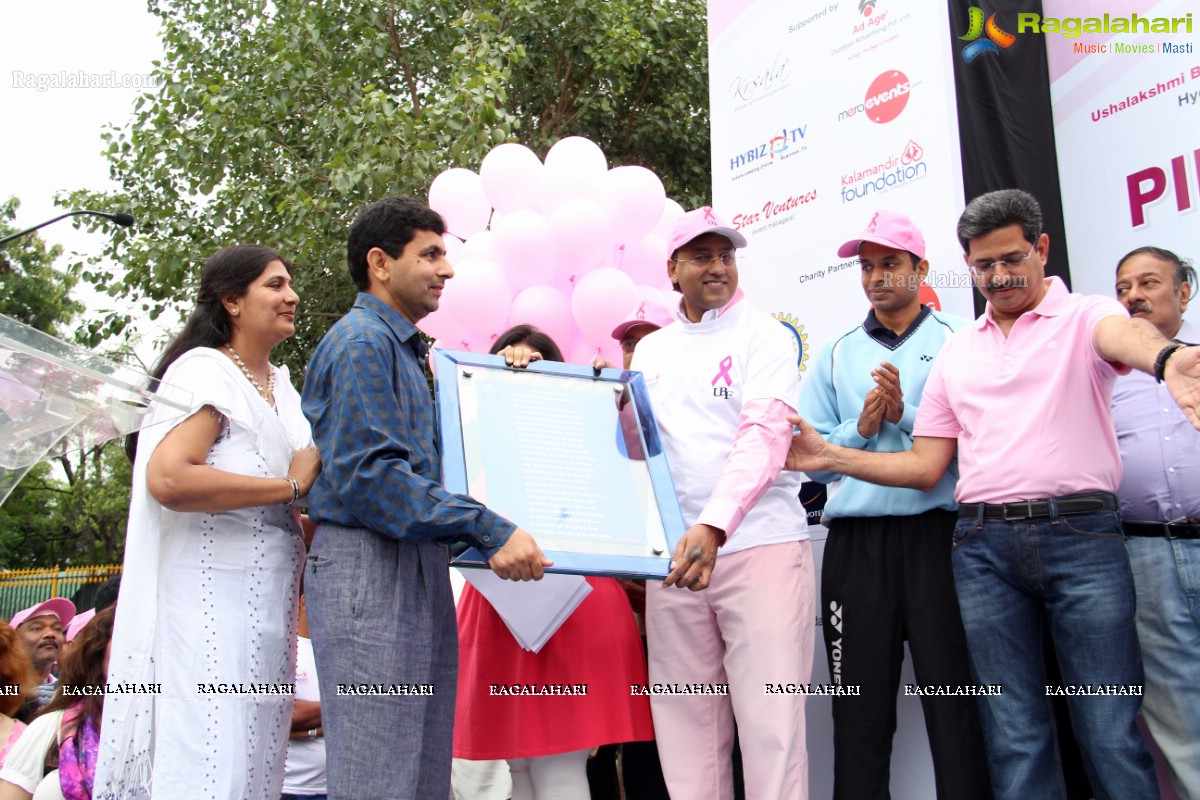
left=224, top=343, right=275, bottom=402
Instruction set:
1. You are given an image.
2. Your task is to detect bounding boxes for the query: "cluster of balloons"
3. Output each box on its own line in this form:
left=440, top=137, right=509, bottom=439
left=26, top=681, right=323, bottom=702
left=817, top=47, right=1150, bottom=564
left=422, top=136, right=684, bottom=365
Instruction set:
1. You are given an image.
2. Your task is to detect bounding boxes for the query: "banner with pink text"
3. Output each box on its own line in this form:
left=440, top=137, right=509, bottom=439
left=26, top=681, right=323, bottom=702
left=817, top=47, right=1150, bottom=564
left=1045, top=0, right=1198, bottom=322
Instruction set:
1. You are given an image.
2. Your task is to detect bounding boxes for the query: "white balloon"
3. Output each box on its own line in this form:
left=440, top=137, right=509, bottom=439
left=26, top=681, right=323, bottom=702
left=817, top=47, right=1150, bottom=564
left=479, top=143, right=545, bottom=214
left=600, top=166, right=667, bottom=242
left=428, top=168, right=492, bottom=240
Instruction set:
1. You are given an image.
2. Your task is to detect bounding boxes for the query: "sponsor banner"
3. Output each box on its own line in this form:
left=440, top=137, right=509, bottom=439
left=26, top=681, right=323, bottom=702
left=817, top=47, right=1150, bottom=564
left=708, top=3, right=968, bottom=795
left=1045, top=0, right=1198, bottom=327
left=709, top=0, right=972, bottom=391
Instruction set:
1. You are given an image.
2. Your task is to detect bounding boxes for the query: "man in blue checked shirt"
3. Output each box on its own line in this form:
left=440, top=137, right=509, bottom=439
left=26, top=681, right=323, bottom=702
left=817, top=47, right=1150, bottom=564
left=301, top=196, right=551, bottom=800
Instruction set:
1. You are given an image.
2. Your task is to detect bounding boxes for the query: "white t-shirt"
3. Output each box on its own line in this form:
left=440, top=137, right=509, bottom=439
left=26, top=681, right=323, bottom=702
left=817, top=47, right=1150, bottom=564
left=282, top=636, right=326, bottom=795
left=632, top=298, right=807, bottom=555
left=0, top=709, right=64, bottom=798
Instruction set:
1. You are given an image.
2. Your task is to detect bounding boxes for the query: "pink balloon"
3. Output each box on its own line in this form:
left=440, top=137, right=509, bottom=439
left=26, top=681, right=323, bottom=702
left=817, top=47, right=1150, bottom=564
left=491, top=210, right=559, bottom=291
left=615, top=234, right=668, bottom=287
left=549, top=198, right=614, bottom=276
left=428, top=168, right=491, bottom=240
left=600, top=166, right=666, bottom=242
left=440, top=257, right=513, bottom=335
left=544, top=136, right=608, bottom=177
left=571, top=267, right=638, bottom=347
left=542, top=137, right=609, bottom=210
left=443, top=234, right=464, bottom=264
left=419, top=303, right=469, bottom=343
left=652, top=198, right=686, bottom=242
left=458, top=230, right=496, bottom=263
left=564, top=335, right=622, bottom=369
left=479, top=143, right=545, bottom=214
left=508, top=285, right=574, bottom=349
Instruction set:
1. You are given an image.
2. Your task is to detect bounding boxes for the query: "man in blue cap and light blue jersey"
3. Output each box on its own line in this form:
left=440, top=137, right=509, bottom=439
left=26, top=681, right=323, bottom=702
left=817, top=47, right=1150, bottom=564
left=796, top=210, right=990, bottom=799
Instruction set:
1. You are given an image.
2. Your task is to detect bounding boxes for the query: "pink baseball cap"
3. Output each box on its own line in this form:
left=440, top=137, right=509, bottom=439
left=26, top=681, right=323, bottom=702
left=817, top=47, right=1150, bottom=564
left=66, top=608, right=96, bottom=642
left=10, top=598, right=76, bottom=630
left=836, top=210, right=926, bottom=259
left=611, top=299, right=675, bottom=341
left=667, top=206, right=747, bottom=257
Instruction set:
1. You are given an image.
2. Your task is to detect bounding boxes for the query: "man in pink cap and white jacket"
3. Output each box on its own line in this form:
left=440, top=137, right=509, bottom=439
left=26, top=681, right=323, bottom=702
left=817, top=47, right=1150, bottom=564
left=631, top=206, right=814, bottom=799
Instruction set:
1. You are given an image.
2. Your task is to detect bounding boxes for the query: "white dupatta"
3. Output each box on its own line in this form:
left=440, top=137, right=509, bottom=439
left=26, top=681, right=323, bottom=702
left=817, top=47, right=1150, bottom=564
left=94, top=348, right=311, bottom=799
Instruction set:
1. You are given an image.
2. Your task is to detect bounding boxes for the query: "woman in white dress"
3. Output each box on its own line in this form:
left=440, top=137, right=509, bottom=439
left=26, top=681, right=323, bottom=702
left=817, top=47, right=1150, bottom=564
left=95, top=245, right=321, bottom=799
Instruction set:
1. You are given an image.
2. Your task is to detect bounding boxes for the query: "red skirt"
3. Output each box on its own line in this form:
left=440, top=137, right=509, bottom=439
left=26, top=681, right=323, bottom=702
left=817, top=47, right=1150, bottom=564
left=453, top=576, right=655, bottom=759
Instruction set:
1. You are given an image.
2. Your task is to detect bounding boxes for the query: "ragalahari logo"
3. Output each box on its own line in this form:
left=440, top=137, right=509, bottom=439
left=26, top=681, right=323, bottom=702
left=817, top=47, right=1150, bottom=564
left=960, top=8, right=1016, bottom=63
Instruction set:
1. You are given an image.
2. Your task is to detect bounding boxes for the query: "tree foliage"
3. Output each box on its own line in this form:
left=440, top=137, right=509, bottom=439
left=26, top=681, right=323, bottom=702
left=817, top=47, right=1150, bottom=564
left=0, top=445, right=133, bottom=568
left=0, top=198, right=83, bottom=336
left=65, top=0, right=710, bottom=379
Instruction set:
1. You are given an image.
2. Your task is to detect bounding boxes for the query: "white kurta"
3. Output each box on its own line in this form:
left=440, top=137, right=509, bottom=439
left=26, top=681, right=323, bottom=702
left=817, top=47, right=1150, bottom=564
left=96, top=348, right=311, bottom=800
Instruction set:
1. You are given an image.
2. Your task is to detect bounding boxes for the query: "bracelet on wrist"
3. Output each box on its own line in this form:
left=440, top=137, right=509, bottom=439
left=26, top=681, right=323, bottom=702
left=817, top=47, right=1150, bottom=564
left=285, top=476, right=300, bottom=506
left=1153, top=343, right=1187, bottom=383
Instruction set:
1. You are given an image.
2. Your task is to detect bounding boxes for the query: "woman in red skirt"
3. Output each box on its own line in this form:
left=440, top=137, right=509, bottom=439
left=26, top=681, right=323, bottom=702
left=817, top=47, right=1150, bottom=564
left=453, top=325, right=654, bottom=799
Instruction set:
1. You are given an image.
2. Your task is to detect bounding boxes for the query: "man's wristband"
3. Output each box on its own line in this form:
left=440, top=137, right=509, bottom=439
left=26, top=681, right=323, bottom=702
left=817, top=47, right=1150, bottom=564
left=1153, top=343, right=1187, bottom=383
left=285, top=476, right=300, bottom=506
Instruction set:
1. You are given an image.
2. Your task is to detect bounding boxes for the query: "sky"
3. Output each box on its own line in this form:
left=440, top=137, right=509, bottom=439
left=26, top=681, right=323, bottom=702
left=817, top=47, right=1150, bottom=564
left=1, top=0, right=172, bottom=360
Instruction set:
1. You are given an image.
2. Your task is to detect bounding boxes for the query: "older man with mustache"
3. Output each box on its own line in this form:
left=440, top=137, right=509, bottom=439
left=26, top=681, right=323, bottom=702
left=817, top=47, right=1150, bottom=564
left=1111, top=246, right=1200, bottom=800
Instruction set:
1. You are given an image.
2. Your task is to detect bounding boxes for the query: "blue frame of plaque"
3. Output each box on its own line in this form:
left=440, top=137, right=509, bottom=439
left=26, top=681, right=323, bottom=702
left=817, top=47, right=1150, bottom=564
left=433, top=348, right=685, bottom=579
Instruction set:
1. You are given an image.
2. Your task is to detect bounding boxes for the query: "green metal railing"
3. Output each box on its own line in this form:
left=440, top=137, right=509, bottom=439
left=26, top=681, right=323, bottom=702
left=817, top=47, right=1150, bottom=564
left=0, top=565, right=122, bottom=620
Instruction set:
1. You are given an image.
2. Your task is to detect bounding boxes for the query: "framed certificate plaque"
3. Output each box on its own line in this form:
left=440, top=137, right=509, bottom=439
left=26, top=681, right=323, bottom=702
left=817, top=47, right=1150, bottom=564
left=433, top=348, right=685, bottom=579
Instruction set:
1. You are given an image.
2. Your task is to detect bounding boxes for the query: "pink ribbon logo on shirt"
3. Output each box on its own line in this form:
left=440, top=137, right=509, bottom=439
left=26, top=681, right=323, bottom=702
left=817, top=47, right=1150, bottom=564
left=712, top=356, right=734, bottom=387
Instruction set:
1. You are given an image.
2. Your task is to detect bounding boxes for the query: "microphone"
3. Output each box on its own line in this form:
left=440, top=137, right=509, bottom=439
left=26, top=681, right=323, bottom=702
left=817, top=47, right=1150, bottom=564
left=0, top=209, right=135, bottom=247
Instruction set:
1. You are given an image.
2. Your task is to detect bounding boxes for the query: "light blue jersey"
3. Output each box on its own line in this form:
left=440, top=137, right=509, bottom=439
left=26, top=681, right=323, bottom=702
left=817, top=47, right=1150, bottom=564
left=797, top=307, right=967, bottom=520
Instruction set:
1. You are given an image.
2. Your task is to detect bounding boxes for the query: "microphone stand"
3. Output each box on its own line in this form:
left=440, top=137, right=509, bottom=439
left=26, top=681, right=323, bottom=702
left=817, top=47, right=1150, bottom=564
left=0, top=210, right=134, bottom=248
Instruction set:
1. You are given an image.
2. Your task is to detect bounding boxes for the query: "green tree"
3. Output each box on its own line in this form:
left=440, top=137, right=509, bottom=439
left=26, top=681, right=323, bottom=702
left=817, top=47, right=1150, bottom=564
left=0, top=197, right=83, bottom=336
left=64, top=0, right=710, bottom=378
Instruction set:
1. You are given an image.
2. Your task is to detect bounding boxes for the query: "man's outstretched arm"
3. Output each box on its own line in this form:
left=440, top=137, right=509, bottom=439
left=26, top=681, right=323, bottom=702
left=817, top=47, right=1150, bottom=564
left=785, top=415, right=957, bottom=492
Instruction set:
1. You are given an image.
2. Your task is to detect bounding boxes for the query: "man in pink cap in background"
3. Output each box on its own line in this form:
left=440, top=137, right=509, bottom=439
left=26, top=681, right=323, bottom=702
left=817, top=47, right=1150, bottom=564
left=631, top=206, right=813, bottom=799
left=9, top=598, right=75, bottom=708
left=796, top=210, right=989, bottom=799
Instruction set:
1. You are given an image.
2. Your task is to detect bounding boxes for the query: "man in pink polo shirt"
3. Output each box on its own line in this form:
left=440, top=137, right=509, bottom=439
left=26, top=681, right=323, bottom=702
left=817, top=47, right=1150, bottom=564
left=633, top=206, right=813, bottom=800
left=785, top=189, right=1200, bottom=800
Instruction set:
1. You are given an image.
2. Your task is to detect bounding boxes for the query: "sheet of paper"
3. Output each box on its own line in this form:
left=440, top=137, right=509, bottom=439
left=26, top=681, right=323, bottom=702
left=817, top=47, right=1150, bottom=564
left=459, top=569, right=592, bottom=653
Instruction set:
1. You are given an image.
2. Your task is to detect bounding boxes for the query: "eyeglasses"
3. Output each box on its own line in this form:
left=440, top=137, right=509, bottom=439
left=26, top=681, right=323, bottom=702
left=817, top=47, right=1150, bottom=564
left=969, top=245, right=1036, bottom=278
left=673, top=252, right=736, bottom=268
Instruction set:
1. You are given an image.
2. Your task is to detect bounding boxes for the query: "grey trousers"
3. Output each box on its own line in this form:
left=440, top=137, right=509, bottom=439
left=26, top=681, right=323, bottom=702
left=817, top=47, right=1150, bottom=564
left=306, top=523, right=458, bottom=800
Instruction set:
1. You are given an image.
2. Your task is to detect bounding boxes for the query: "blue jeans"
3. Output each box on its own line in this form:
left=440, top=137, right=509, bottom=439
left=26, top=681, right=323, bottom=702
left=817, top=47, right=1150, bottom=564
left=951, top=509, right=1157, bottom=800
left=1126, top=535, right=1200, bottom=800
